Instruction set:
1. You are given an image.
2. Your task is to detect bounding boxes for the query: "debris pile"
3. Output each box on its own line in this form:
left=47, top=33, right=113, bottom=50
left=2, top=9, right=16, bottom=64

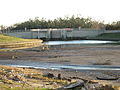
left=0, top=65, right=119, bottom=90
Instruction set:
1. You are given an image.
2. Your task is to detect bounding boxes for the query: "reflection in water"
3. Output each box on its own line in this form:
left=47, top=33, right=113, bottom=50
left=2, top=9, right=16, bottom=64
left=44, top=40, right=118, bottom=45
left=0, top=60, right=120, bottom=71
left=1, top=40, right=120, bottom=71
left=44, top=40, right=120, bottom=48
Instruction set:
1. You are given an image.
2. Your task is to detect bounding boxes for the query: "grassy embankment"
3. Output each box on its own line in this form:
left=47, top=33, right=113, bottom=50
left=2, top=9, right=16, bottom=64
left=0, top=34, right=43, bottom=51
left=94, top=33, right=120, bottom=40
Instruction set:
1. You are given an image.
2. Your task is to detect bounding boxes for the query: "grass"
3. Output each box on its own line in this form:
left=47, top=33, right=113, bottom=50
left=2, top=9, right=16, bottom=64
left=96, top=33, right=120, bottom=39
left=0, top=84, right=50, bottom=90
left=0, top=34, right=43, bottom=51
left=0, top=34, right=33, bottom=43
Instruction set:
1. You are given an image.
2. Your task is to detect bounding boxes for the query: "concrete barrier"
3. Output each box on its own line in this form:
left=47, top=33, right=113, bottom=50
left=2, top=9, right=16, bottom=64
left=2, top=28, right=120, bottom=40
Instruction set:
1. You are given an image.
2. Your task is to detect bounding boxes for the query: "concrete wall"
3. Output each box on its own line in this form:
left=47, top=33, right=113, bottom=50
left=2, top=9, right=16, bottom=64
left=32, top=31, right=48, bottom=39
left=3, top=28, right=120, bottom=40
left=6, top=32, right=32, bottom=39
left=50, top=30, right=61, bottom=39
left=71, top=30, right=104, bottom=38
left=104, top=30, right=120, bottom=33
left=31, top=29, right=105, bottom=39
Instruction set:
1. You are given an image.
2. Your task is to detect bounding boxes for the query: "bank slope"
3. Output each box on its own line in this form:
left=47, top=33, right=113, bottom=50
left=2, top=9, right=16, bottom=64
left=93, top=33, right=120, bottom=41
left=0, top=34, right=43, bottom=51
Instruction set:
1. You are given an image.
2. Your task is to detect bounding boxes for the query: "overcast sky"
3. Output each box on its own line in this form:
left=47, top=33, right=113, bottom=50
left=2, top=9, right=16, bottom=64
left=0, top=0, right=120, bottom=26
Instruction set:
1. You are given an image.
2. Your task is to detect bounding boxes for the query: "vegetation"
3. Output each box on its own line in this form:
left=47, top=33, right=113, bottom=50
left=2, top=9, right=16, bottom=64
left=106, top=21, right=120, bottom=30
left=0, top=34, right=43, bottom=51
left=0, top=16, right=120, bottom=31
left=0, top=16, right=105, bottom=30
left=96, top=33, right=120, bottom=39
left=0, top=34, right=32, bottom=43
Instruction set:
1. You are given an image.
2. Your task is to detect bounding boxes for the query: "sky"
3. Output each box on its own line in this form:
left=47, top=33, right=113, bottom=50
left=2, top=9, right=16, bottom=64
left=0, top=0, right=120, bottom=26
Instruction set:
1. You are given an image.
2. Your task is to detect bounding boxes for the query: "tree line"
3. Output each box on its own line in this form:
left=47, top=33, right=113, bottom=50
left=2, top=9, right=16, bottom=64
left=0, top=16, right=120, bottom=30
left=106, top=21, right=120, bottom=30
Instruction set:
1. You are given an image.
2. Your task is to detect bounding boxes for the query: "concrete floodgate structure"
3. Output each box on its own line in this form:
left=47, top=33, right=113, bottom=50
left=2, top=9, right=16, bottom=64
left=1, top=28, right=120, bottom=40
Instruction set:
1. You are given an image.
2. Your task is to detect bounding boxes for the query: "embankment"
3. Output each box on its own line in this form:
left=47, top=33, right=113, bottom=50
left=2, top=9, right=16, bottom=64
left=0, top=34, right=43, bottom=51
left=0, top=39, right=43, bottom=51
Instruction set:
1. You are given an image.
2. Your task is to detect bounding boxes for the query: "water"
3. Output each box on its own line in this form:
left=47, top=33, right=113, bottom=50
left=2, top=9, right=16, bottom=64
left=44, top=40, right=119, bottom=46
left=44, top=40, right=120, bottom=49
left=0, top=60, right=120, bottom=71
left=1, top=40, right=120, bottom=71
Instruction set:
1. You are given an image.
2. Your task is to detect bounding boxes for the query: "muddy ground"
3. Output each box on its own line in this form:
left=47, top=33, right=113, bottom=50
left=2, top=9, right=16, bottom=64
left=0, top=45, right=120, bottom=65
left=0, top=45, right=120, bottom=89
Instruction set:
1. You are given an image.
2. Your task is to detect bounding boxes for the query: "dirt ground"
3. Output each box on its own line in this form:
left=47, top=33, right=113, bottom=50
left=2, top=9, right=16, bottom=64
left=0, top=45, right=120, bottom=89
left=0, top=45, right=120, bottom=65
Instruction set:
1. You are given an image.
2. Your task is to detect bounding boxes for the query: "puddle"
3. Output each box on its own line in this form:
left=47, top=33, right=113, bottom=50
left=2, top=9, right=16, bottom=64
left=0, top=60, right=120, bottom=71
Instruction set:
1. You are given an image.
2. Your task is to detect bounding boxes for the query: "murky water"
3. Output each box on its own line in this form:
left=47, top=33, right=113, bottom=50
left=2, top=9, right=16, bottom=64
left=44, top=40, right=119, bottom=46
left=1, top=40, right=120, bottom=71
left=0, top=60, right=120, bottom=71
left=44, top=40, right=120, bottom=49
